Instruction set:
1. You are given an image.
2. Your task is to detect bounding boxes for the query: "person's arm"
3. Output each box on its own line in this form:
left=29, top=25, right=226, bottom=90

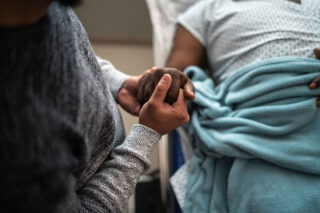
left=134, top=1, right=210, bottom=105
left=134, top=24, right=204, bottom=106
left=77, top=124, right=161, bottom=212
left=1, top=74, right=188, bottom=213
left=166, top=0, right=211, bottom=71
left=97, top=56, right=153, bottom=116
left=97, top=56, right=195, bottom=115
left=131, top=25, right=203, bottom=108
left=78, top=74, right=190, bottom=212
left=166, top=24, right=206, bottom=70
left=79, top=74, right=189, bottom=212
left=97, top=56, right=129, bottom=100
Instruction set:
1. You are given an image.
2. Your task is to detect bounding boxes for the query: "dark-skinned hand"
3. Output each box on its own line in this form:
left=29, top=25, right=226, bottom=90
left=309, top=48, right=320, bottom=107
left=137, top=67, right=195, bottom=106
left=117, top=69, right=152, bottom=116
left=139, top=74, right=190, bottom=135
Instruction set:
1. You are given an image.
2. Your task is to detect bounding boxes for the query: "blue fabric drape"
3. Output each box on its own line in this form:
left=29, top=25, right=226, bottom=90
left=184, top=57, right=320, bottom=213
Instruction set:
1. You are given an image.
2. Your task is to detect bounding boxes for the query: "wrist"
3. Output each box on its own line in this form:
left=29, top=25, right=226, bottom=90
left=139, top=119, right=167, bottom=135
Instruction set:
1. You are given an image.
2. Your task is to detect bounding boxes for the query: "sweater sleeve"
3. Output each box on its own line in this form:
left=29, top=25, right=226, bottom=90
left=77, top=124, right=161, bottom=212
left=96, top=56, right=129, bottom=100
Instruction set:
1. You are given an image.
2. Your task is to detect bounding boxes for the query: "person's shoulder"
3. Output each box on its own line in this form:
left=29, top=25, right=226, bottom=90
left=46, top=2, right=88, bottom=46
left=46, top=2, right=84, bottom=33
left=182, top=0, right=226, bottom=18
left=47, top=2, right=68, bottom=18
left=189, top=0, right=217, bottom=10
left=47, top=2, right=78, bottom=24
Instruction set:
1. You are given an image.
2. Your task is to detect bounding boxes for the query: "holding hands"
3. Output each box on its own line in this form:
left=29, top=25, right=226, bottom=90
left=137, top=67, right=195, bottom=105
left=116, top=70, right=151, bottom=116
left=139, top=74, right=190, bottom=135
left=117, top=67, right=195, bottom=135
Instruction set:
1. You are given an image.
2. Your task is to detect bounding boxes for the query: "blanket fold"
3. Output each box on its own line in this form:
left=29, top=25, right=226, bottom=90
left=184, top=57, right=320, bottom=213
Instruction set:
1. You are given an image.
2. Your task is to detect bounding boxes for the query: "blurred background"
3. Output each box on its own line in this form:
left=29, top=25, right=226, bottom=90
left=75, top=1, right=161, bottom=212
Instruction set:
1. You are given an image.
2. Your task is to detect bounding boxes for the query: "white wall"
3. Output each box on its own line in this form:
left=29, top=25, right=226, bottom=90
left=74, top=0, right=152, bottom=42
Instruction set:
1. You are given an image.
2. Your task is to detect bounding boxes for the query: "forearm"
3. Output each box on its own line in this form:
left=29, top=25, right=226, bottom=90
left=77, top=124, right=161, bottom=212
left=97, top=56, right=129, bottom=99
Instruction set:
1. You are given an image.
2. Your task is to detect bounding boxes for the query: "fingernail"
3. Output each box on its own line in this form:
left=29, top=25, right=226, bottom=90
left=189, top=91, right=195, bottom=98
left=310, top=83, right=317, bottom=89
left=162, top=74, right=170, bottom=82
left=191, top=93, right=195, bottom=100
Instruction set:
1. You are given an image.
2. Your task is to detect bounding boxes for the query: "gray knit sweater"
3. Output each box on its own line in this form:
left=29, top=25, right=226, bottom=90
left=0, top=2, right=161, bottom=213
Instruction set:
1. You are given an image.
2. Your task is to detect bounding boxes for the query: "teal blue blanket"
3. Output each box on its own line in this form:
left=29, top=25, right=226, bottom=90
left=184, top=57, right=320, bottom=213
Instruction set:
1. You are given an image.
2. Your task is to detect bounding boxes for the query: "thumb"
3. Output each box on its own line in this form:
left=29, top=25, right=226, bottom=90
left=149, top=74, right=172, bottom=103
left=183, top=79, right=195, bottom=100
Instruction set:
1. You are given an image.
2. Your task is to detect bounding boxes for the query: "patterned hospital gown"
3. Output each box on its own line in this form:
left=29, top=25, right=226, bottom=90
left=178, top=0, right=320, bottom=82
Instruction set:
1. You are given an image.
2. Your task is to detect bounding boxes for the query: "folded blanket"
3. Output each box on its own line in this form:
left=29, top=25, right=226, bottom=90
left=184, top=57, right=320, bottom=213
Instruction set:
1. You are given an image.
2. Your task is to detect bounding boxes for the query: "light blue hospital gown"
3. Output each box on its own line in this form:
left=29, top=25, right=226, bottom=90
left=178, top=0, right=320, bottom=82
left=171, top=0, right=320, bottom=209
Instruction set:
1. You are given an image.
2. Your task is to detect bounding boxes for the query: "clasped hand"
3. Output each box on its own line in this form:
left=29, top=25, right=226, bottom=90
left=117, top=67, right=195, bottom=135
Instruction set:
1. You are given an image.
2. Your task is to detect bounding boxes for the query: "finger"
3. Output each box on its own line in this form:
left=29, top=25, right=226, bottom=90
left=317, top=97, right=320, bottom=108
left=166, top=72, right=181, bottom=104
left=177, top=71, right=195, bottom=101
left=137, top=75, right=148, bottom=105
left=151, top=67, right=158, bottom=72
left=183, top=80, right=195, bottom=100
left=145, top=67, right=157, bottom=73
left=178, top=88, right=188, bottom=105
left=141, top=69, right=152, bottom=80
left=314, top=48, right=320, bottom=59
left=143, top=78, right=155, bottom=103
left=136, top=70, right=152, bottom=87
left=309, top=77, right=320, bottom=89
left=140, top=71, right=163, bottom=105
left=149, top=74, right=172, bottom=103
left=143, top=69, right=152, bottom=76
left=163, top=67, right=181, bottom=73
left=132, top=104, right=141, bottom=116
left=172, top=89, right=190, bottom=124
left=173, top=89, right=187, bottom=106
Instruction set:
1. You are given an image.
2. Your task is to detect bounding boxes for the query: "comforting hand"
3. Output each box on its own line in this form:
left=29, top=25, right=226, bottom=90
left=309, top=48, right=320, bottom=107
left=117, top=70, right=151, bottom=116
left=139, top=74, right=190, bottom=135
left=137, top=67, right=195, bottom=105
